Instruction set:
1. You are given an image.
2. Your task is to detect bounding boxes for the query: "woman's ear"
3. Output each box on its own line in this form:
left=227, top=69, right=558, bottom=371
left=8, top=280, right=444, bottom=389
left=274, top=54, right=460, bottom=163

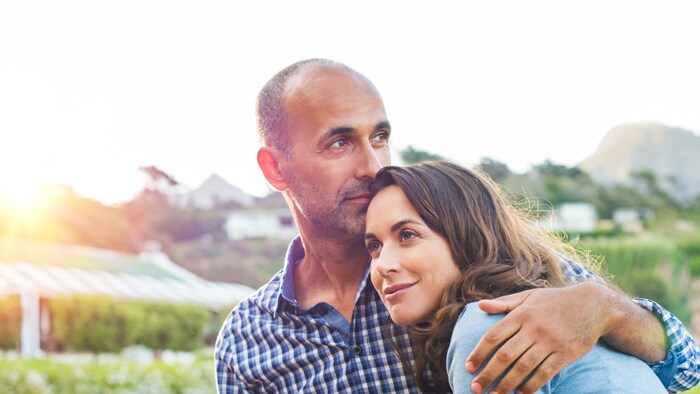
left=257, top=147, right=288, bottom=191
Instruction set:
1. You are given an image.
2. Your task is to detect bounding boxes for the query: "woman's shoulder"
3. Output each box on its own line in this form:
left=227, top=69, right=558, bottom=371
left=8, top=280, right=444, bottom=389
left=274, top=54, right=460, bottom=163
left=451, top=302, right=506, bottom=345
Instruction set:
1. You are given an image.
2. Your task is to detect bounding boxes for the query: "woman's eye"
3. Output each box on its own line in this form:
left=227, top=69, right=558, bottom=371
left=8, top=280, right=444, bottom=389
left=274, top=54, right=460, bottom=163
left=399, top=230, right=416, bottom=242
left=366, top=240, right=382, bottom=256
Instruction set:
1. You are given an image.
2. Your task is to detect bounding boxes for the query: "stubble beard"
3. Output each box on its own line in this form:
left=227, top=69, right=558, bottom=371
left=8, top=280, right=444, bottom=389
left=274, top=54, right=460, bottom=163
left=291, top=180, right=370, bottom=244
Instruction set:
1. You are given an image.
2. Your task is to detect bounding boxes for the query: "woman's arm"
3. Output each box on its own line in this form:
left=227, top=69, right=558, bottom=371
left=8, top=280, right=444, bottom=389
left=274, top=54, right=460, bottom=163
left=465, top=258, right=700, bottom=394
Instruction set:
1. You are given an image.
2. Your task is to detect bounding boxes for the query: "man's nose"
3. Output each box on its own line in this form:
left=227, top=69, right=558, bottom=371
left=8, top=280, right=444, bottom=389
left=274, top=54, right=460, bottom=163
left=355, top=143, right=384, bottom=180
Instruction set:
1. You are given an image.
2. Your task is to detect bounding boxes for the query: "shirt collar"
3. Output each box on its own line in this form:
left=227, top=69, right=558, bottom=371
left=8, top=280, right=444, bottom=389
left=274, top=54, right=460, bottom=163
left=266, top=235, right=374, bottom=317
left=264, top=235, right=304, bottom=318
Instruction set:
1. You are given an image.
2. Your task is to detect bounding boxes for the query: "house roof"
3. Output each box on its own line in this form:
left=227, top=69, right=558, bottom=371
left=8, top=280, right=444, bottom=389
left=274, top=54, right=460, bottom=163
left=0, top=237, right=254, bottom=310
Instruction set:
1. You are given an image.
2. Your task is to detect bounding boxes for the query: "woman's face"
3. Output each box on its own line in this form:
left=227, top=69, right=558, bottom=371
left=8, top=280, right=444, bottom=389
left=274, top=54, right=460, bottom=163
left=365, top=185, right=460, bottom=325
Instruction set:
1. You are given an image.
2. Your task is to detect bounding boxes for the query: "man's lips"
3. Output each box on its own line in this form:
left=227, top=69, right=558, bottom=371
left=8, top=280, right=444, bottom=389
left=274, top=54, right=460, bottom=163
left=383, top=282, right=416, bottom=301
left=344, top=193, right=372, bottom=203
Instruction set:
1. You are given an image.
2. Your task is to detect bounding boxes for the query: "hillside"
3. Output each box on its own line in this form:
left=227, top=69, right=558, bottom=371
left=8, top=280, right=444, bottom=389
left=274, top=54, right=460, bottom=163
left=579, top=122, right=700, bottom=202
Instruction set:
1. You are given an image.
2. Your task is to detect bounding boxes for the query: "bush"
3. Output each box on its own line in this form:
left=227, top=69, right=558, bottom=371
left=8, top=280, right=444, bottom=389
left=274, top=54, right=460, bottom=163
left=0, top=359, right=215, bottom=394
left=51, top=296, right=213, bottom=354
left=52, top=296, right=143, bottom=353
left=134, top=302, right=211, bottom=352
left=0, top=295, right=21, bottom=350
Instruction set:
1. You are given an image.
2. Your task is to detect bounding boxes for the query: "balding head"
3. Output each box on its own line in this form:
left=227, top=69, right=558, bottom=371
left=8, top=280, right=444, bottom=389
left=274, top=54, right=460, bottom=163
left=256, top=59, right=378, bottom=156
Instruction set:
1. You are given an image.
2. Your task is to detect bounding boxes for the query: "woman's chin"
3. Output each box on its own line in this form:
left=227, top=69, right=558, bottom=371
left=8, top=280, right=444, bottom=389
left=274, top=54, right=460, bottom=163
left=391, top=314, right=422, bottom=326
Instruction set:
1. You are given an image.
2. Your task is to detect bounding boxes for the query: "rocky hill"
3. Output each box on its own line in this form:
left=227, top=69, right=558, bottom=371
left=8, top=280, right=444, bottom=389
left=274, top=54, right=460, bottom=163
left=170, top=174, right=255, bottom=209
left=579, top=122, right=700, bottom=202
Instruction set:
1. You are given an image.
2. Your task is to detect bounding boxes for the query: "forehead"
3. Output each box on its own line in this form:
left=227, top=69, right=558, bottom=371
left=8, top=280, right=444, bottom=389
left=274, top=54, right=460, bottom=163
left=282, top=67, right=386, bottom=136
left=367, top=185, right=420, bottom=227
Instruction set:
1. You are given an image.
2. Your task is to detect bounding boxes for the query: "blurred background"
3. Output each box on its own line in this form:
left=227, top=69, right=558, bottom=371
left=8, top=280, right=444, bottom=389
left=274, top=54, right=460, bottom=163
left=1, top=1, right=700, bottom=393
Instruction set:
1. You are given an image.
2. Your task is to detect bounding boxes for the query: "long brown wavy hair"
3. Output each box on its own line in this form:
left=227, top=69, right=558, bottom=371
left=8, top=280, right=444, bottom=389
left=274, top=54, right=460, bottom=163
left=370, top=161, right=594, bottom=393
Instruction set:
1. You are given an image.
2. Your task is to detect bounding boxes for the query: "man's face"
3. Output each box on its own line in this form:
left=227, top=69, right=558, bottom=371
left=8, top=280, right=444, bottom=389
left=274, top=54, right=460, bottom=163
left=280, top=68, right=392, bottom=239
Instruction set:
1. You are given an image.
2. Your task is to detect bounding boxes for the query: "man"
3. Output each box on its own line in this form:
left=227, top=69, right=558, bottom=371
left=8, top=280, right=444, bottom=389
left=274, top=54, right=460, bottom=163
left=216, top=58, right=699, bottom=393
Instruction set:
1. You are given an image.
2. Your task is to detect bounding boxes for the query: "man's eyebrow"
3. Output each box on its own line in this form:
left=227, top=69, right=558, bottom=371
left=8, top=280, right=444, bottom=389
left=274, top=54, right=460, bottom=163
left=375, top=121, right=391, bottom=131
left=323, top=121, right=391, bottom=141
left=324, top=126, right=357, bottom=140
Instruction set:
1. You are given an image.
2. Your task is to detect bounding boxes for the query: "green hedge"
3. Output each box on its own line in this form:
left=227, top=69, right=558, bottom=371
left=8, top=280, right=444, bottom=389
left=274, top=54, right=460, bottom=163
left=0, top=295, right=21, bottom=350
left=51, top=296, right=212, bottom=353
left=0, top=359, right=215, bottom=394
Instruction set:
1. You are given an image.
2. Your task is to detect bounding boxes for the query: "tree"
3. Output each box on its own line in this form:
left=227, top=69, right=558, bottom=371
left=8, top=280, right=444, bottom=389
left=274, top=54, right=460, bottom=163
left=475, top=157, right=510, bottom=182
left=399, top=146, right=444, bottom=165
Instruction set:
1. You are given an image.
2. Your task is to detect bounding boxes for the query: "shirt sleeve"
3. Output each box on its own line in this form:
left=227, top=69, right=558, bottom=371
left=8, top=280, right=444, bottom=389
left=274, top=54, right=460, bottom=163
left=446, top=305, right=502, bottom=394
left=635, top=297, right=700, bottom=392
left=559, top=254, right=700, bottom=392
left=215, top=325, right=252, bottom=393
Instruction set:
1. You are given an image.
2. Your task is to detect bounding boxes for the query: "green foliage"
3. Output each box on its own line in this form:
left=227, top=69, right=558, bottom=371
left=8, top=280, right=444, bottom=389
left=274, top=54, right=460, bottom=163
left=399, top=145, right=444, bottom=165
left=678, top=234, right=700, bottom=277
left=475, top=157, right=511, bottom=182
left=51, top=296, right=212, bottom=353
left=0, top=295, right=21, bottom=350
left=0, top=359, right=215, bottom=394
left=582, top=237, right=691, bottom=323
left=168, top=238, right=288, bottom=288
left=134, top=302, right=211, bottom=352
left=52, top=296, right=143, bottom=353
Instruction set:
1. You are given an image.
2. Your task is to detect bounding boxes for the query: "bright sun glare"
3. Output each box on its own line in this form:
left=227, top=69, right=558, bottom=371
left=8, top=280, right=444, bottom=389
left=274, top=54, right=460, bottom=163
left=0, top=179, right=46, bottom=216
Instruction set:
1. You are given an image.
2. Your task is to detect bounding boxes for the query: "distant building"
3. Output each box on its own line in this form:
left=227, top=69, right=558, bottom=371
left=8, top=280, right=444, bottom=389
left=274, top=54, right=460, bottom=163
left=612, top=208, right=654, bottom=233
left=226, top=208, right=298, bottom=240
left=541, top=202, right=598, bottom=233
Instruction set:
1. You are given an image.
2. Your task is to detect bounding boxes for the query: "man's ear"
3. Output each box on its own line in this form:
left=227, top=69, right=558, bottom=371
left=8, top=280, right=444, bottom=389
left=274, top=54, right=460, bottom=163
left=257, top=147, right=288, bottom=191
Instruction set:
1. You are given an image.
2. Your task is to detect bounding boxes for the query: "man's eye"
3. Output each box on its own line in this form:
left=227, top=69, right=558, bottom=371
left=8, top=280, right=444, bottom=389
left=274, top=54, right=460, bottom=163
left=371, top=132, right=390, bottom=144
left=330, top=139, right=349, bottom=149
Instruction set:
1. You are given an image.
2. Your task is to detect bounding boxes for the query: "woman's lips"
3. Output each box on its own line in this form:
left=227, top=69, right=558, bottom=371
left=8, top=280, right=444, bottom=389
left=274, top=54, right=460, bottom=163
left=383, top=282, right=416, bottom=302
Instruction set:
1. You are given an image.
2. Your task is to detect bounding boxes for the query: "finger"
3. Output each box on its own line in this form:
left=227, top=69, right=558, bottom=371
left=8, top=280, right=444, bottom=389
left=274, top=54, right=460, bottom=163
left=470, top=330, right=534, bottom=392
left=515, top=354, right=566, bottom=394
left=466, top=316, right=522, bottom=373
left=477, top=290, right=534, bottom=314
left=490, top=345, right=547, bottom=394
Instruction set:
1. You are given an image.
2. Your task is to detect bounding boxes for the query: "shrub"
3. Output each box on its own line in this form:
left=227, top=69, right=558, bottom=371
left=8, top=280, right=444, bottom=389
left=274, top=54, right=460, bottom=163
left=51, top=296, right=213, bottom=354
left=0, top=359, right=215, bottom=394
left=52, top=296, right=143, bottom=353
left=134, top=302, right=211, bottom=352
left=0, top=295, right=21, bottom=350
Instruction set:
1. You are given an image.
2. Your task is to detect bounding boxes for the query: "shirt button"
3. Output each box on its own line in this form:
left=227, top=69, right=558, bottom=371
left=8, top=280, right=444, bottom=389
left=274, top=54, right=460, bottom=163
left=353, top=345, right=362, bottom=355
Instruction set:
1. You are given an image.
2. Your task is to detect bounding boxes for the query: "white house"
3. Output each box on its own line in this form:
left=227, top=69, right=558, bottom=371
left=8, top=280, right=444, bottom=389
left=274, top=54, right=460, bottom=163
left=226, top=208, right=298, bottom=240
left=542, top=202, right=598, bottom=233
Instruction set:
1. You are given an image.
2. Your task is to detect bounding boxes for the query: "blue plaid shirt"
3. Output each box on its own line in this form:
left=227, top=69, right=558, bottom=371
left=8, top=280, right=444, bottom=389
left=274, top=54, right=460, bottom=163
left=216, top=236, right=700, bottom=393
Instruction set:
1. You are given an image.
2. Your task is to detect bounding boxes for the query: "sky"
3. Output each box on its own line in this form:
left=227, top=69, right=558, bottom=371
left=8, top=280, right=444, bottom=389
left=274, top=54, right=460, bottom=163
left=1, top=1, right=699, bottom=205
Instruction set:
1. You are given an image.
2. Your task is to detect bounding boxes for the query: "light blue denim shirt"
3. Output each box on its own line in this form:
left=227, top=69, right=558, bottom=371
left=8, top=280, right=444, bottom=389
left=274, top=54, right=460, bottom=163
left=447, top=303, right=667, bottom=393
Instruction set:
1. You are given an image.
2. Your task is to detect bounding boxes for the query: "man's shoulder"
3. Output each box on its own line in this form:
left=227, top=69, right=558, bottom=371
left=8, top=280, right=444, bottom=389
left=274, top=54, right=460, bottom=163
left=229, top=271, right=284, bottom=319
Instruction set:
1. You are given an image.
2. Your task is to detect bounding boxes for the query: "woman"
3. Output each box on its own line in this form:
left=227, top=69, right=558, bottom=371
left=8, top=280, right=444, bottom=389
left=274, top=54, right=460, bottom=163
left=364, top=161, right=665, bottom=393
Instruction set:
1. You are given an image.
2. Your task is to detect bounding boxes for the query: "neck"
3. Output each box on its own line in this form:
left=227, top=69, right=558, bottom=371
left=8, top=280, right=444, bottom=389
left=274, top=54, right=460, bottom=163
left=293, top=228, right=370, bottom=322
